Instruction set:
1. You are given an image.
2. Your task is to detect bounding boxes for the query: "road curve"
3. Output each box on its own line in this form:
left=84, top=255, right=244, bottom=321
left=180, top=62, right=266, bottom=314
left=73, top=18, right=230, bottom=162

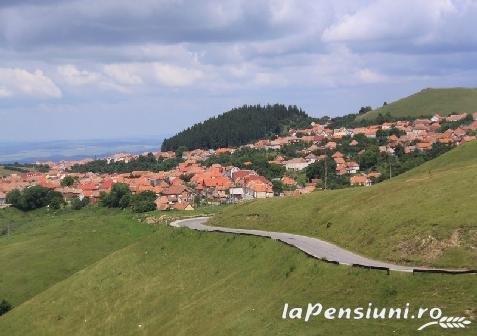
left=170, top=217, right=476, bottom=274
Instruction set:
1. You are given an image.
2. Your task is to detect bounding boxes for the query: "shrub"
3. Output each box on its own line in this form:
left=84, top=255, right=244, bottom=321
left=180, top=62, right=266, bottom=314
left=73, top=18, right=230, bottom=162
left=130, top=191, right=157, bottom=213
left=0, top=299, right=12, bottom=316
left=99, top=183, right=132, bottom=208
left=6, top=186, right=65, bottom=211
left=71, top=197, right=89, bottom=210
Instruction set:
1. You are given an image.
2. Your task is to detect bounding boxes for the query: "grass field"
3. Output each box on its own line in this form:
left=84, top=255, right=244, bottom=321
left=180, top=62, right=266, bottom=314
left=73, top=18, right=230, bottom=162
left=0, top=213, right=475, bottom=335
left=0, top=165, right=29, bottom=177
left=0, top=207, right=156, bottom=306
left=358, top=87, right=477, bottom=120
left=210, top=140, right=477, bottom=268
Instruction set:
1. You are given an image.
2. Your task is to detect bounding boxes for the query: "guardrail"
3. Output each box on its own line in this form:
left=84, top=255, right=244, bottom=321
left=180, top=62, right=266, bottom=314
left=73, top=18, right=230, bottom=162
left=412, top=268, right=477, bottom=275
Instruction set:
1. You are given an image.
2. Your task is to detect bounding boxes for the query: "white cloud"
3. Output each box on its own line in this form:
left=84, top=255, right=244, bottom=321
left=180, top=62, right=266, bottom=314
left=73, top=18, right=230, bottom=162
left=356, top=68, right=388, bottom=83
left=0, top=87, right=12, bottom=97
left=103, top=64, right=143, bottom=85
left=152, top=63, right=203, bottom=87
left=58, top=64, right=134, bottom=93
left=57, top=64, right=101, bottom=86
left=0, top=68, right=62, bottom=98
left=322, top=0, right=456, bottom=43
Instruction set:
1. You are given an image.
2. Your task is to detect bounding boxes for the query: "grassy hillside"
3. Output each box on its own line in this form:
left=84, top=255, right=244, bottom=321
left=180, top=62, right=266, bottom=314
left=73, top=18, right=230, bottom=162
left=0, top=208, right=156, bottom=306
left=211, top=140, right=477, bottom=268
left=0, top=165, right=34, bottom=177
left=1, top=224, right=475, bottom=335
left=359, top=88, right=477, bottom=120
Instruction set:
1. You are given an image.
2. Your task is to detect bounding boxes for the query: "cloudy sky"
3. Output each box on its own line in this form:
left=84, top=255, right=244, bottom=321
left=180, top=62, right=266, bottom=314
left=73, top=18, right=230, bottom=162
left=1, top=0, right=477, bottom=142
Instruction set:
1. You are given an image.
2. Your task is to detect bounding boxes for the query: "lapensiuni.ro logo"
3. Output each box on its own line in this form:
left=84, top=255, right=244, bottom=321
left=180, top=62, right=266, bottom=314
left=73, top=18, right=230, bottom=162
left=281, top=303, right=472, bottom=331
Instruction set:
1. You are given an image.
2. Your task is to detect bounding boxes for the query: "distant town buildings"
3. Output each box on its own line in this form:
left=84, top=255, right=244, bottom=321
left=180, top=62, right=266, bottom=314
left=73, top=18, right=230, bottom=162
left=1, top=112, right=475, bottom=208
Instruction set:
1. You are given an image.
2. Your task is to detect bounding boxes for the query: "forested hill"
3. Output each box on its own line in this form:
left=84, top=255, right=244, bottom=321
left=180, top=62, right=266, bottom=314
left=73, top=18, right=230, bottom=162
left=161, top=104, right=314, bottom=151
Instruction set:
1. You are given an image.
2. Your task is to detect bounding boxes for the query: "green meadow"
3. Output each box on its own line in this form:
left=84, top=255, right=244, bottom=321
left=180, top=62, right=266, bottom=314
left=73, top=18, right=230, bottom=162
left=0, top=210, right=475, bottom=335
left=359, top=87, right=477, bottom=120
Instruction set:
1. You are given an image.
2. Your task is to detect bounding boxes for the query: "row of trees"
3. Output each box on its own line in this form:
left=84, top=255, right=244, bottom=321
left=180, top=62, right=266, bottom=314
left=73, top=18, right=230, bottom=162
left=69, top=154, right=182, bottom=174
left=6, top=186, right=65, bottom=211
left=161, top=104, right=314, bottom=151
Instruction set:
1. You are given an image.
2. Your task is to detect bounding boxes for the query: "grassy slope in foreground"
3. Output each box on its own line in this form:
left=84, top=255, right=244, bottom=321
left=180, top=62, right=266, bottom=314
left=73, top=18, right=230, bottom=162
left=211, top=141, right=477, bottom=268
left=1, top=225, right=475, bottom=336
left=0, top=207, right=155, bottom=306
left=359, top=88, right=477, bottom=120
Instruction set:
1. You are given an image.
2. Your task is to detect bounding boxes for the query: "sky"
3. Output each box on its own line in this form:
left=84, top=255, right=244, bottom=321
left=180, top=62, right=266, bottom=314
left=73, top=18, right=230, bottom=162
left=1, top=0, right=477, bottom=142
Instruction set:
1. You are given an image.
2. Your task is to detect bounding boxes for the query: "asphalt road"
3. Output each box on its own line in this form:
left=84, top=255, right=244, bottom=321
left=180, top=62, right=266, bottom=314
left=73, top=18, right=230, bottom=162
left=171, top=217, right=476, bottom=274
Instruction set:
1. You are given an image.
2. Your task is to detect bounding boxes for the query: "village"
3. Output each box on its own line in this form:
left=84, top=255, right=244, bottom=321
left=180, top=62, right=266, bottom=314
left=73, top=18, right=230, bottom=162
left=1, top=112, right=476, bottom=211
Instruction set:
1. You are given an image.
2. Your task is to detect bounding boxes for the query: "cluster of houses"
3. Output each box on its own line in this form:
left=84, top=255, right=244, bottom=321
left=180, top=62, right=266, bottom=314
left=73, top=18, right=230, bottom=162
left=1, top=112, right=476, bottom=210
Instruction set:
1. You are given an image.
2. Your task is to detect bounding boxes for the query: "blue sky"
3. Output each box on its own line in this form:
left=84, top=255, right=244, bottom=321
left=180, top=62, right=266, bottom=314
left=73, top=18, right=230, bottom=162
left=1, top=0, right=477, bottom=141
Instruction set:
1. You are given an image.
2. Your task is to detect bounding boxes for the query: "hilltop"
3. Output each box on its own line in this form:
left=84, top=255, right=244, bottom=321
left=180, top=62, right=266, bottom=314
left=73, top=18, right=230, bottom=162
left=0, top=209, right=475, bottom=335
left=210, top=140, right=477, bottom=268
left=161, top=104, right=314, bottom=151
left=359, top=88, right=477, bottom=120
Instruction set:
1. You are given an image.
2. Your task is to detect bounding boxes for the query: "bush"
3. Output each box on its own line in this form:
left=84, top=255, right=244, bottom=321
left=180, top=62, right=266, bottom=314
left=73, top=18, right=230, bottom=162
left=6, top=186, right=65, bottom=211
left=130, top=191, right=157, bottom=213
left=0, top=299, right=12, bottom=316
left=71, top=197, right=89, bottom=210
left=61, top=176, right=75, bottom=187
left=99, top=183, right=132, bottom=208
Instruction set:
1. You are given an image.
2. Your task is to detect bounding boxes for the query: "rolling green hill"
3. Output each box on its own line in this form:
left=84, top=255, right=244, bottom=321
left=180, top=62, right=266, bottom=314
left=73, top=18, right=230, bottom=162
left=211, top=140, right=477, bottom=268
left=0, top=208, right=155, bottom=306
left=161, top=104, right=313, bottom=151
left=0, top=218, right=475, bottom=335
left=359, top=88, right=477, bottom=120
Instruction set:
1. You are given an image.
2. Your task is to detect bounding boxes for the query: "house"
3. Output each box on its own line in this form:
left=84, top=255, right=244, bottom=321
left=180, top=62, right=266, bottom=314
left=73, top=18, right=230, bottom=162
left=416, top=142, right=433, bottom=151
left=350, top=175, right=372, bottom=187
left=331, top=151, right=344, bottom=159
left=281, top=176, right=297, bottom=186
left=346, top=161, right=360, bottom=174
left=228, top=187, right=245, bottom=202
left=244, top=180, right=273, bottom=199
left=468, top=121, right=477, bottom=130
left=0, top=192, right=6, bottom=205
left=454, top=128, right=467, bottom=137
left=431, top=114, right=444, bottom=123
left=173, top=202, right=195, bottom=211
left=324, top=141, right=337, bottom=149
left=446, top=113, right=468, bottom=122
left=284, top=158, right=312, bottom=171
left=473, top=112, right=477, bottom=121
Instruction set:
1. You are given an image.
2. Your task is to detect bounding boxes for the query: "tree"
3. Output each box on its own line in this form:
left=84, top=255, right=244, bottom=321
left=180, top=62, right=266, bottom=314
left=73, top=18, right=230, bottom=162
left=6, top=186, right=65, bottom=211
left=359, top=147, right=379, bottom=170
left=61, top=176, right=75, bottom=187
left=130, top=191, right=157, bottom=213
left=179, top=174, right=193, bottom=183
left=5, top=189, right=21, bottom=206
left=306, top=159, right=335, bottom=181
left=99, top=183, right=132, bottom=208
left=175, top=146, right=189, bottom=158
left=272, top=180, right=284, bottom=195
left=161, top=104, right=313, bottom=151
left=0, top=299, right=12, bottom=316
left=358, top=106, right=372, bottom=114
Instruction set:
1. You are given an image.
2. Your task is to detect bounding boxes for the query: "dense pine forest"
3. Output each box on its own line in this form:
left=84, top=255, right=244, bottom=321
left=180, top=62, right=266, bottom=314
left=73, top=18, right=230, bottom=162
left=69, top=154, right=182, bottom=174
left=161, top=104, right=314, bottom=151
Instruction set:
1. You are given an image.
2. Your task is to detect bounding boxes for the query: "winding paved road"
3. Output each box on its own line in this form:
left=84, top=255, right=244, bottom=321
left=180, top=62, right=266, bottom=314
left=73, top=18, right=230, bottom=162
left=171, top=217, right=476, bottom=274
